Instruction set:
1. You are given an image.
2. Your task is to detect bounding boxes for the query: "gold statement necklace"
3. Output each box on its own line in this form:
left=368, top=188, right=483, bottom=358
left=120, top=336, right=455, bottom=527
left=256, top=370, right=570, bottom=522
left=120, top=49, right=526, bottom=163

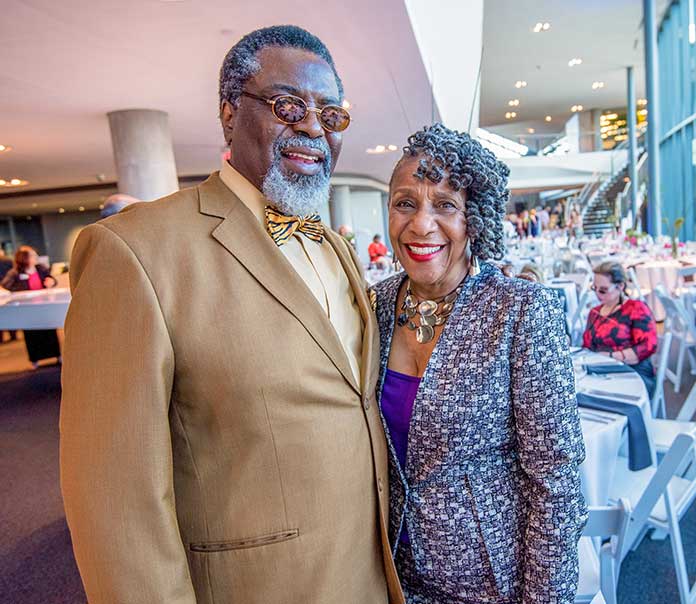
left=397, top=275, right=468, bottom=344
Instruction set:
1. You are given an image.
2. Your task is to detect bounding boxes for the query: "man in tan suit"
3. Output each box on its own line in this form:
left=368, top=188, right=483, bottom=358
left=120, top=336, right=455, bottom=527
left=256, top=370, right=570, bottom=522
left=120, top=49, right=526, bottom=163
left=60, top=25, right=403, bottom=604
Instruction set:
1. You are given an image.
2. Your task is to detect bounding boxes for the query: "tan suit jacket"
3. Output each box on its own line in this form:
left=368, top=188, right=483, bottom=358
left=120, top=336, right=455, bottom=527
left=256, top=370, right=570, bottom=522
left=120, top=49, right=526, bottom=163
left=60, top=173, right=404, bottom=604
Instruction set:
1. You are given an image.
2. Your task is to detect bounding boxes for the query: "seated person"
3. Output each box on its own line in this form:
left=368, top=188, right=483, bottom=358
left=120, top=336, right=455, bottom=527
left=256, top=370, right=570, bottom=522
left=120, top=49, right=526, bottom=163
left=582, top=261, right=657, bottom=396
left=367, top=234, right=390, bottom=270
left=517, top=262, right=544, bottom=284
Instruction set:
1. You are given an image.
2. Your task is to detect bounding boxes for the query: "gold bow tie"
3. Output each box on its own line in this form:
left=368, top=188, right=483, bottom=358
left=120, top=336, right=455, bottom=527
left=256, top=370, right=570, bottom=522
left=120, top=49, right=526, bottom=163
left=265, top=206, right=324, bottom=246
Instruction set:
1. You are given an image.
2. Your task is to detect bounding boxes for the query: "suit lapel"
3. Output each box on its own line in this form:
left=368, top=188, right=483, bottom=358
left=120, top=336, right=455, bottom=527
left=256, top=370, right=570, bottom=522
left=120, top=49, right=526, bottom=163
left=198, top=173, right=360, bottom=395
left=324, top=228, right=380, bottom=397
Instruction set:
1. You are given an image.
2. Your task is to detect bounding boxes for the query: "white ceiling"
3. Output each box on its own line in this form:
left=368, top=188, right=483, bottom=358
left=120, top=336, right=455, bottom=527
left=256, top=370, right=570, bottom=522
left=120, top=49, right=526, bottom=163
left=0, top=0, right=677, bottom=210
left=0, top=0, right=437, bottom=198
left=480, top=0, right=671, bottom=137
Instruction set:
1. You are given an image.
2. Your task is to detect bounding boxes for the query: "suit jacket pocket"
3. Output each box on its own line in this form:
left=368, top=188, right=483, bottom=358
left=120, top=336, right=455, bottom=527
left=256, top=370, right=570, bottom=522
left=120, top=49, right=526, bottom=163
left=190, top=529, right=299, bottom=552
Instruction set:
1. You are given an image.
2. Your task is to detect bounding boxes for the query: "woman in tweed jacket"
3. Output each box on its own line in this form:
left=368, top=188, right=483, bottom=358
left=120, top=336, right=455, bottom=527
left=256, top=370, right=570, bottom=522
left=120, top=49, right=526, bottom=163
left=375, top=124, right=587, bottom=603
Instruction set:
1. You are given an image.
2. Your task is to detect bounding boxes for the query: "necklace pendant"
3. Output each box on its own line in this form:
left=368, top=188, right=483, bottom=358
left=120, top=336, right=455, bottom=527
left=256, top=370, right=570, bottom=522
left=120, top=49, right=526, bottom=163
left=416, top=324, right=435, bottom=344
left=420, top=314, right=436, bottom=327
left=418, top=300, right=438, bottom=316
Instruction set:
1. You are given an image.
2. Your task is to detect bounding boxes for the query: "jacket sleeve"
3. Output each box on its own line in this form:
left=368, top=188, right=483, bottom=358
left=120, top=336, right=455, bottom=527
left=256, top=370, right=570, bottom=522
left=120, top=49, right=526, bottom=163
left=60, top=223, right=197, bottom=604
left=510, top=286, right=587, bottom=604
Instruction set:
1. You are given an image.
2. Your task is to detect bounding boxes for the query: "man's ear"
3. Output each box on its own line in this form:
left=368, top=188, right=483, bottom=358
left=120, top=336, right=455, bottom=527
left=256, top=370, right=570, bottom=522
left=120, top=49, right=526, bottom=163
left=220, top=99, right=238, bottom=145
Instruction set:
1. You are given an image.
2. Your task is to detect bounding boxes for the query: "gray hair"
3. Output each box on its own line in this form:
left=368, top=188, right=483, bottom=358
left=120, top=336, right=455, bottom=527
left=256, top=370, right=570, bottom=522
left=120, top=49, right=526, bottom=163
left=397, top=123, right=510, bottom=261
left=219, top=25, right=344, bottom=109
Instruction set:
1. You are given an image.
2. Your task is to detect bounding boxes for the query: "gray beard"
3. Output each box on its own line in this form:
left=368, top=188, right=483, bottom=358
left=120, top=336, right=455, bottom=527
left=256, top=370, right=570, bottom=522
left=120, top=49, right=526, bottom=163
left=261, top=138, right=332, bottom=216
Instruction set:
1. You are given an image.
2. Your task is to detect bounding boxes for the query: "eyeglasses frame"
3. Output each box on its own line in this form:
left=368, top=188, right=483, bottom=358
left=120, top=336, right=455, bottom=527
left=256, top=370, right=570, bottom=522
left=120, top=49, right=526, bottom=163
left=240, top=90, right=351, bottom=133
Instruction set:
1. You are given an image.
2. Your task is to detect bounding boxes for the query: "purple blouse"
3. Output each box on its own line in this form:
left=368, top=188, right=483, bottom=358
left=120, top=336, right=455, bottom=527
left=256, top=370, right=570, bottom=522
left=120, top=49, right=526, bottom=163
left=381, top=368, right=421, bottom=543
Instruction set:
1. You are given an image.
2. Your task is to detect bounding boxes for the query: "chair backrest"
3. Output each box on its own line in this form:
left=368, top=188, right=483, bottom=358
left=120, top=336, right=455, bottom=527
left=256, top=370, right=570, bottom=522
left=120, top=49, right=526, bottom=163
left=652, top=332, right=673, bottom=417
left=677, top=265, right=696, bottom=280
left=582, top=500, right=631, bottom=604
left=626, top=266, right=647, bottom=302
left=654, top=285, right=693, bottom=335
left=570, top=288, right=599, bottom=346
left=623, top=433, right=695, bottom=554
left=682, top=289, right=696, bottom=327
left=676, top=381, right=696, bottom=422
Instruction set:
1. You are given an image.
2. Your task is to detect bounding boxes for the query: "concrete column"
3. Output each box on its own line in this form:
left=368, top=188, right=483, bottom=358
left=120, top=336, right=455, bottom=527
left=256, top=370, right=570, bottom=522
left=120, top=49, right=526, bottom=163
left=107, top=109, right=179, bottom=201
left=643, top=0, right=662, bottom=236
left=329, top=185, right=352, bottom=230
left=627, top=66, right=640, bottom=226
left=381, top=192, right=392, bottom=253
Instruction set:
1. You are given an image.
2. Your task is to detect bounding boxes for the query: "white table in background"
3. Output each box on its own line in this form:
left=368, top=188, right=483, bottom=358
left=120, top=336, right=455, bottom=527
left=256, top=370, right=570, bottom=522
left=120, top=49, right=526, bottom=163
left=575, top=350, right=653, bottom=600
left=0, top=288, right=71, bottom=330
left=633, top=260, right=683, bottom=321
left=575, top=349, right=654, bottom=505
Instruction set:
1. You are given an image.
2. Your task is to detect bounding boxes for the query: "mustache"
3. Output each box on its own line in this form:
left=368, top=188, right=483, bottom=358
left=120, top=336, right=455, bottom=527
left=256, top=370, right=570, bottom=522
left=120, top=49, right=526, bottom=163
left=273, top=136, right=332, bottom=166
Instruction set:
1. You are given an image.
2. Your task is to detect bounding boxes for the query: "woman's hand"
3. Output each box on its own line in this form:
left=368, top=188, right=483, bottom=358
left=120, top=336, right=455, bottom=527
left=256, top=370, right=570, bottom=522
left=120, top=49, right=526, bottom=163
left=43, top=277, right=57, bottom=289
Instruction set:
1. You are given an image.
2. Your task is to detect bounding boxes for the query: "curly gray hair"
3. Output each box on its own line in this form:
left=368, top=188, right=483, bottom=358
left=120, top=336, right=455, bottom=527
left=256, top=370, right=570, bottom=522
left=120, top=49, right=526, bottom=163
left=219, top=25, right=344, bottom=109
left=398, top=123, right=510, bottom=261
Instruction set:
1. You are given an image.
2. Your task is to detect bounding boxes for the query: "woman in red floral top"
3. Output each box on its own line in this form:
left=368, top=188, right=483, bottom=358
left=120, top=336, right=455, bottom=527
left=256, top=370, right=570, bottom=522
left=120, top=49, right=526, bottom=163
left=583, top=261, right=658, bottom=395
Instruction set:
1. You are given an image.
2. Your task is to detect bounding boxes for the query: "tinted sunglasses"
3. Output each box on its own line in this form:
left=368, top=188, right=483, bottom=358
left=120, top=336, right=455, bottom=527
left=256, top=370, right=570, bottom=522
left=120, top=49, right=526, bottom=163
left=241, top=91, right=351, bottom=133
left=591, top=284, right=616, bottom=295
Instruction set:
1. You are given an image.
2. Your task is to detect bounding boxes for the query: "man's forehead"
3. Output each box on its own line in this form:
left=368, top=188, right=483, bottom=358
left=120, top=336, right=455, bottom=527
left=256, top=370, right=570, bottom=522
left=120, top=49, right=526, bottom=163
left=251, top=46, right=340, bottom=99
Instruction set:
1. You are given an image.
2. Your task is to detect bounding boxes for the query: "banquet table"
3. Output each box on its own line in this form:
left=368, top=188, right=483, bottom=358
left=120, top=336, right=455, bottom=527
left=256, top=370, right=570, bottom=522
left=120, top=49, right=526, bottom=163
left=0, top=288, right=71, bottom=330
left=576, top=349, right=654, bottom=506
left=632, top=260, right=685, bottom=321
left=575, top=349, right=653, bottom=600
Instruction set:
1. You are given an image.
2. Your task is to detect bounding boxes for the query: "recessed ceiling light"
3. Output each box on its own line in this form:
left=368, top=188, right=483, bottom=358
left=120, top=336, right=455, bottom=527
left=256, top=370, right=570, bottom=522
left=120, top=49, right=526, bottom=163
left=571, top=105, right=584, bottom=112
left=342, top=100, right=351, bottom=110
left=0, top=144, right=12, bottom=153
left=366, top=144, right=398, bottom=154
left=545, top=115, right=552, bottom=122
left=568, top=58, right=583, bottom=67
left=592, top=81, right=605, bottom=90
left=98, top=204, right=104, bottom=210
left=505, top=112, right=517, bottom=119
left=514, top=80, right=527, bottom=89
left=58, top=208, right=65, bottom=213
left=79, top=206, right=85, bottom=212
left=533, top=22, right=551, bottom=33
left=527, top=128, right=535, bottom=134
left=0, top=178, right=28, bottom=187
left=508, top=99, right=520, bottom=107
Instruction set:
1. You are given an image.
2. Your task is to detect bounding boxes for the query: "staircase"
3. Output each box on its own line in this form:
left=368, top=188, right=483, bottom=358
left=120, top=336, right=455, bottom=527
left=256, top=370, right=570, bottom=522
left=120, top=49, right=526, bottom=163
left=582, top=164, right=628, bottom=236
left=581, top=144, right=646, bottom=237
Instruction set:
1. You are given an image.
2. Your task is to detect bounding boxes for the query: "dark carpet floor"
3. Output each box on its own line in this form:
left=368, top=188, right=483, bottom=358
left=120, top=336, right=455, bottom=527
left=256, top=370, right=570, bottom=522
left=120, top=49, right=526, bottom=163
left=1, top=364, right=695, bottom=604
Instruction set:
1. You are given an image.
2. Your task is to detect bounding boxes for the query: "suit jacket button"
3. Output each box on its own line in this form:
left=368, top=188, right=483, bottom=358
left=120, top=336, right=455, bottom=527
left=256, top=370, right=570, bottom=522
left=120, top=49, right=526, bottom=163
left=363, top=395, right=370, bottom=410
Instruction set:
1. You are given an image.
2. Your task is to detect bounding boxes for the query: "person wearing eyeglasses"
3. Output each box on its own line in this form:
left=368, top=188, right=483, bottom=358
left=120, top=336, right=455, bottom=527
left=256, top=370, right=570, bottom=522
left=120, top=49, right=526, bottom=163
left=61, top=25, right=402, bottom=604
left=582, top=261, right=658, bottom=395
left=373, top=124, right=586, bottom=604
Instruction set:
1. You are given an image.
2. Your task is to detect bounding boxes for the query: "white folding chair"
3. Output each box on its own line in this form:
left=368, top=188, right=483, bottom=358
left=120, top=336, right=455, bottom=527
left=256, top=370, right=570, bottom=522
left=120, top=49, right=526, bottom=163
left=651, top=332, right=673, bottom=419
left=609, top=434, right=696, bottom=604
left=576, top=500, right=631, bottom=604
left=626, top=266, right=648, bottom=303
left=570, top=288, right=599, bottom=347
left=654, top=285, right=696, bottom=393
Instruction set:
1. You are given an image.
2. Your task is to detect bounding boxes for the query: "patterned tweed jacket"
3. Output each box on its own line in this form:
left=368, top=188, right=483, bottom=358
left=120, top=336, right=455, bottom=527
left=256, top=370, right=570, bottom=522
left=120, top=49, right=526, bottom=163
left=374, top=262, right=588, bottom=604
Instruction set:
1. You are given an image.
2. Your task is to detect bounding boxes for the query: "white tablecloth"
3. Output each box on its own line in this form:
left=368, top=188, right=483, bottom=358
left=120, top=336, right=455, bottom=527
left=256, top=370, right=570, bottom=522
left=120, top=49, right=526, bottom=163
left=576, top=350, right=654, bottom=506
left=0, top=287, right=70, bottom=329
left=576, top=350, right=653, bottom=600
left=633, top=260, right=683, bottom=321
